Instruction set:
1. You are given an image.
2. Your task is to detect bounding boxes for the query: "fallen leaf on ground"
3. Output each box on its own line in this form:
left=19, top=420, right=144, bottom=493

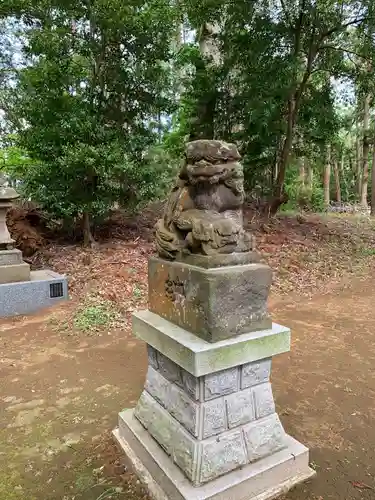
left=350, top=480, right=374, bottom=490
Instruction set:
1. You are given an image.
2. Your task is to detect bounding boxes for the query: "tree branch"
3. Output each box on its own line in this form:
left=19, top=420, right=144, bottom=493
left=346, top=52, right=363, bottom=70
left=319, top=16, right=368, bottom=41
left=319, top=44, right=373, bottom=60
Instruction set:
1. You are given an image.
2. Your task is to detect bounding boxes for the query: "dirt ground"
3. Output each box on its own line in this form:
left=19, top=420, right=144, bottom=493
left=1, top=213, right=375, bottom=499
left=1, top=270, right=375, bottom=499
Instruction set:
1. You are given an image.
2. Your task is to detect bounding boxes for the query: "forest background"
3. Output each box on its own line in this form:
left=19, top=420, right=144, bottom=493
left=1, top=0, right=375, bottom=245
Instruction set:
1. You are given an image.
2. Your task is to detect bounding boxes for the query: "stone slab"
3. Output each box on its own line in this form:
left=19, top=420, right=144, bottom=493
left=114, top=409, right=315, bottom=500
left=0, top=249, right=23, bottom=266
left=243, top=414, right=286, bottom=463
left=132, top=310, right=290, bottom=377
left=148, top=257, right=272, bottom=342
left=133, top=387, right=287, bottom=482
left=0, top=269, right=68, bottom=317
left=157, top=352, right=183, bottom=386
left=0, top=262, right=30, bottom=284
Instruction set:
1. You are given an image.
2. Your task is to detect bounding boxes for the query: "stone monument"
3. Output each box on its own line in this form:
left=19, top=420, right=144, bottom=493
left=0, top=174, right=68, bottom=317
left=113, top=140, right=314, bottom=499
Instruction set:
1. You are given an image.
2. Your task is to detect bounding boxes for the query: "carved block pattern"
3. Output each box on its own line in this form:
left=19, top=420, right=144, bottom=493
left=201, top=398, right=227, bottom=438
left=199, top=430, right=248, bottom=483
left=241, top=357, right=271, bottom=389
left=134, top=391, right=177, bottom=456
left=145, top=366, right=199, bottom=436
left=253, top=382, right=275, bottom=419
left=243, top=414, right=286, bottom=462
left=135, top=348, right=287, bottom=485
left=225, top=388, right=255, bottom=429
left=204, top=367, right=239, bottom=400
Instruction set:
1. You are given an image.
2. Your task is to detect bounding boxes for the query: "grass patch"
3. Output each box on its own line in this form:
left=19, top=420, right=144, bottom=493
left=95, top=488, right=123, bottom=500
left=75, top=472, right=96, bottom=492
left=132, top=285, right=144, bottom=299
left=73, top=298, right=117, bottom=333
left=48, top=292, right=126, bottom=336
left=359, top=247, right=375, bottom=257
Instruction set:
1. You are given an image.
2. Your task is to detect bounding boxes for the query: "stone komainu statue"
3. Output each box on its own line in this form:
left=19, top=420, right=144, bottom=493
left=155, top=140, right=254, bottom=260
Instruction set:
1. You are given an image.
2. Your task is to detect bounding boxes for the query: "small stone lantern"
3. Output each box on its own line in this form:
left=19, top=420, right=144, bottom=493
left=0, top=173, right=69, bottom=317
left=0, top=173, right=19, bottom=249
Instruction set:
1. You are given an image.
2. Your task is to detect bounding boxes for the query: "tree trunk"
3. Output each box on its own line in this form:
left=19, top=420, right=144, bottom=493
left=82, top=211, right=95, bottom=248
left=271, top=69, right=314, bottom=213
left=323, top=145, right=331, bottom=208
left=298, top=156, right=305, bottom=186
left=267, top=9, right=317, bottom=215
left=356, top=131, right=362, bottom=198
left=189, top=22, right=221, bottom=141
left=272, top=147, right=279, bottom=187
left=333, top=155, right=341, bottom=203
left=307, top=160, right=313, bottom=192
left=361, top=93, right=371, bottom=207
left=371, top=142, right=375, bottom=216
left=273, top=97, right=296, bottom=204
left=297, top=157, right=306, bottom=209
left=341, top=152, right=349, bottom=201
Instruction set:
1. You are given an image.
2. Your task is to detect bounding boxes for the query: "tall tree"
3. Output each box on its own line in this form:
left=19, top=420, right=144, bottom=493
left=333, top=151, right=342, bottom=203
left=356, top=122, right=362, bottom=198
left=361, top=92, right=371, bottom=206
left=324, top=145, right=331, bottom=207
left=371, top=140, right=375, bottom=215
left=5, top=0, right=177, bottom=244
left=175, top=0, right=372, bottom=213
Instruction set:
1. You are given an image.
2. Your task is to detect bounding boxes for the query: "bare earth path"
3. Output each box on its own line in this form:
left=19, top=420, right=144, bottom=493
left=1, top=270, right=375, bottom=500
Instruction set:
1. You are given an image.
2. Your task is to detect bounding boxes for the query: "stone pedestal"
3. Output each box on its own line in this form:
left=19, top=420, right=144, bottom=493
left=114, top=139, right=314, bottom=499
left=114, top=312, right=314, bottom=499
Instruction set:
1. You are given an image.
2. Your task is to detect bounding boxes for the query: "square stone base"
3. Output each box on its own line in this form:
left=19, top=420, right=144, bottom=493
left=114, top=410, right=315, bottom=500
left=0, top=262, right=30, bottom=284
left=148, top=257, right=272, bottom=342
left=0, top=269, right=68, bottom=317
left=0, top=249, right=23, bottom=266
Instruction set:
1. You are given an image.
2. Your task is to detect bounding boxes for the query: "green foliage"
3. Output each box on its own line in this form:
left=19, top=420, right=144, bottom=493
left=282, top=157, right=325, bottom=213
left=1, top=0, right=375, bottom=223
left=3, top=0, right=177, bottom=231
left=310, top=182, right=326, bottom=213
left=95, top=489, right=122, bottom=500
left=360, top=247, right=375, bottom=256
left=73, top=298, right=116, bottom=333
left=0, top=142, right=36, bottom=181
left=170, top=0, right=374, bottom=203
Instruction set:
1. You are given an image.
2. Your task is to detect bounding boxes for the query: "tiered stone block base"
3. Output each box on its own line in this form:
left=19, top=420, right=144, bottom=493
left=114, top=311, right=314, bottom=499
left=0, top=269, right=68, bottom=317
left=114, top=412, right=313, bottom=500
left=0, top=249, right=30, bottom=284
